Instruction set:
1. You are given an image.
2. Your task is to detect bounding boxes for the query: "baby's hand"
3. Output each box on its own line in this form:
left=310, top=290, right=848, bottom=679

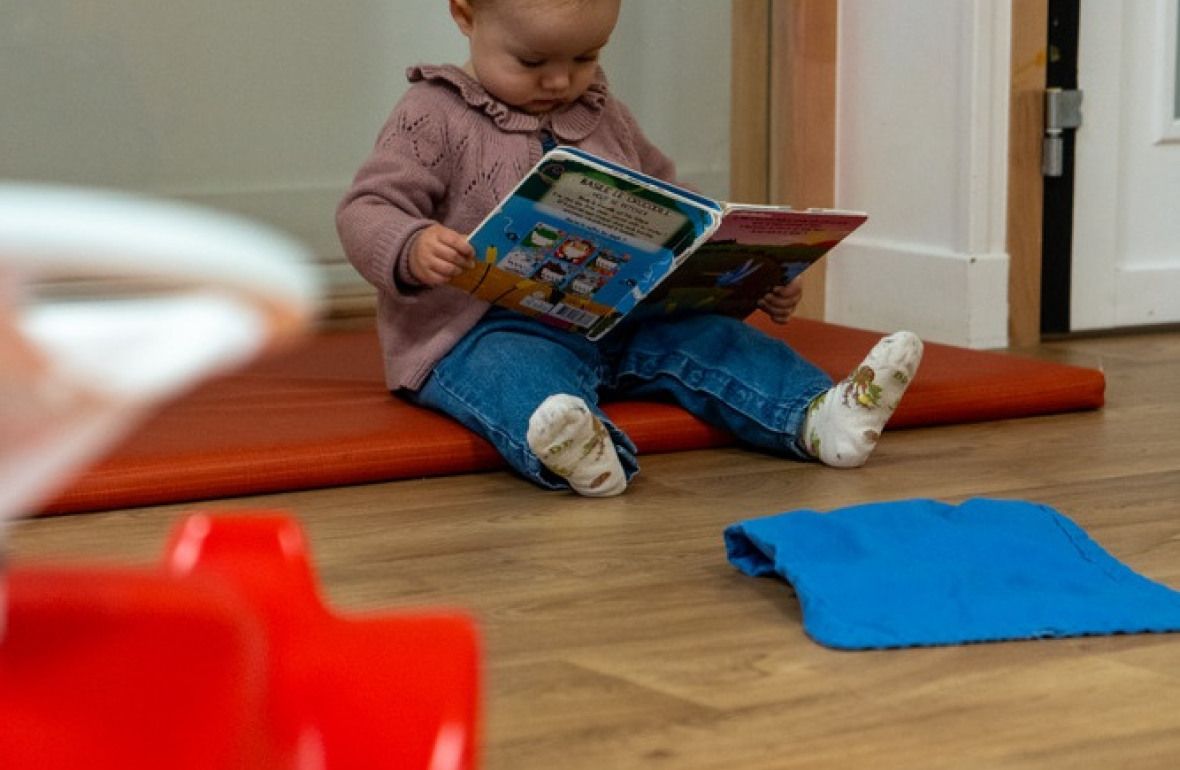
left=408, top=224, right=476, bottom=286
left=757, top=276, right=804, bottom=324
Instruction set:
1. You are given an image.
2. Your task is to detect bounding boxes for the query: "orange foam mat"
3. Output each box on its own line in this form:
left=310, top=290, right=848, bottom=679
left=42, top=318, right=1104, bottom=516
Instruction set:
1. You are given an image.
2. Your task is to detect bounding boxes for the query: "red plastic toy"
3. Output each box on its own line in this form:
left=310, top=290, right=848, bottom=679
left=0, top=513, right=481, bottom=770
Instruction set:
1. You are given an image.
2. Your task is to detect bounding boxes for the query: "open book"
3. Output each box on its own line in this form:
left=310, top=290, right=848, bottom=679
left=452, top=146, right=867, bottom=340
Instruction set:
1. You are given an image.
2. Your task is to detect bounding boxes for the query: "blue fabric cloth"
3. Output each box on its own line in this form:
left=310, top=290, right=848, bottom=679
left=724, top=497, right=1180, bottom=650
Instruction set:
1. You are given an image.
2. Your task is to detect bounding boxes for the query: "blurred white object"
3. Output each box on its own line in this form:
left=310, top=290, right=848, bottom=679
left=0, top=183, right=320, bottom=635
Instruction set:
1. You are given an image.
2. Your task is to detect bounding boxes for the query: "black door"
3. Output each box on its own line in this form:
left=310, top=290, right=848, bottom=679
left=1040, top=0, right=1080, bottom=335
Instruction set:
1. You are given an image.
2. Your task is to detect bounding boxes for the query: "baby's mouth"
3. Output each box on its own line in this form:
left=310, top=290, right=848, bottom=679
left=529, top=98, right=565, bottom=112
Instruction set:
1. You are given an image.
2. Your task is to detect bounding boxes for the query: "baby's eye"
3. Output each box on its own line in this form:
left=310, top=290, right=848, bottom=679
left=575, top=53, right=600, bottom=64
left=517, top=57, right=544, bottom=68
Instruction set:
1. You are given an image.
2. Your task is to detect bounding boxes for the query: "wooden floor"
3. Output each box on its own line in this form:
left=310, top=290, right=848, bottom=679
left=10, top=330, right=1180, bottom=769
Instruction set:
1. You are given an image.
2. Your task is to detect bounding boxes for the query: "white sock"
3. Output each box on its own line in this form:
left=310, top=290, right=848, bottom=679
left=801, top=330, right=923, bottom=468
left=527, top=394, right=627, bottom=497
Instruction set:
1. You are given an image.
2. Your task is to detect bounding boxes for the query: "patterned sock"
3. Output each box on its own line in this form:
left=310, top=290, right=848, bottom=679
left=527, top=394, right=627, bottom=497
left=801, top=330, right=923, bottom=468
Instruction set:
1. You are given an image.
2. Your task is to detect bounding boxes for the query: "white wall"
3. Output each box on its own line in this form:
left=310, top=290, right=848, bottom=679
left=828, top=0, right=1012, bottom=348
left=1, top=1, right=730, bottom=270
left=606, top=2, right=732, bottom=197
left=2, top=2, right=461, bottom=259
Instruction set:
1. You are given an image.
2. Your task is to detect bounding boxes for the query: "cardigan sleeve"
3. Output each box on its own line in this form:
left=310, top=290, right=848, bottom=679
left=335, top=88, right=454, bottom=297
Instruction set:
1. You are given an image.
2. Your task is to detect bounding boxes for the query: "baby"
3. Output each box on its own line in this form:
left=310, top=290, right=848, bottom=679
left=337, top=0, right=923, bottom=496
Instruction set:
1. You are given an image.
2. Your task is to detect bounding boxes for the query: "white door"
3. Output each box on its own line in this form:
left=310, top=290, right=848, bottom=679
left=1071, top=0, right=1180, bottom=330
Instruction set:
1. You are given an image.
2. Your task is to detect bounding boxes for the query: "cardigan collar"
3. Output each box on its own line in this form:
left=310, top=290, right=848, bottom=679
left=407, top=63, right=609, bottom=142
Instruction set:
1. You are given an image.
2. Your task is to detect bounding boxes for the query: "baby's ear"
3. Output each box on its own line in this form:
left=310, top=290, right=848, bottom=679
left=449, top=0, right=476, bottom=36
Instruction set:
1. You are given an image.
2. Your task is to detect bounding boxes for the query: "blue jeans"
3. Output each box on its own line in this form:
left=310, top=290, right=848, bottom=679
left=404, top=309, right=833, bottom=490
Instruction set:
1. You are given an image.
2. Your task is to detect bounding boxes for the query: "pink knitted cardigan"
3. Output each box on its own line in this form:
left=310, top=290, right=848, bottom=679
left=336, top=64, right=680, bottom=391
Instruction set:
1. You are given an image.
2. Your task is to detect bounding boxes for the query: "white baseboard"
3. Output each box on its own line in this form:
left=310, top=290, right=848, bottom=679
left=826, top=237, right=1009, bottom=349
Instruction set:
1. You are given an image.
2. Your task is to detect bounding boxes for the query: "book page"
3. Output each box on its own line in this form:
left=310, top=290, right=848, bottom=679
left=633, top=208, right=867, bottom=321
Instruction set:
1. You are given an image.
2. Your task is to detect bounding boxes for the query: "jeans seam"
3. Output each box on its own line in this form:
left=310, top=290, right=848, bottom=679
left=617, top=349, right=819, bottom=456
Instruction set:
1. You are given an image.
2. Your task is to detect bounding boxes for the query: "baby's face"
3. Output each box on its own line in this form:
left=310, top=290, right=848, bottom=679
left=454, top=0, right=620, bottom=114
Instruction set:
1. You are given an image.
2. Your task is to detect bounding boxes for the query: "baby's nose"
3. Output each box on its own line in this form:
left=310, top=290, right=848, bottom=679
left=541, top=66, right=571, bottom=91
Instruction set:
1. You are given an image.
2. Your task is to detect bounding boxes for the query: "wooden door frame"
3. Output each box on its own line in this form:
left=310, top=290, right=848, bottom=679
left=731, top=0, right=836, bottom=320
left=732, top=0, right=1048, bottom=342
left=1008, top=0, right=1048, bottom=346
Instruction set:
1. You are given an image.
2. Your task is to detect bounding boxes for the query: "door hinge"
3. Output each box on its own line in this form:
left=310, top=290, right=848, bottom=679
left=1042, top=87, right=1084, bottom=178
